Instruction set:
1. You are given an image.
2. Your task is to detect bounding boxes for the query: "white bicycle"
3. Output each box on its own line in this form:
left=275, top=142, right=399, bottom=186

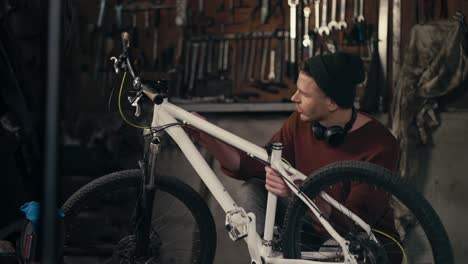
left=60, top=33, right=454, bottom=264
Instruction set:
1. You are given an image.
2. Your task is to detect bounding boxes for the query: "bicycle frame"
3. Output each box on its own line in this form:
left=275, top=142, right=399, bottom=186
left=146, top=98, right=377, bottom=264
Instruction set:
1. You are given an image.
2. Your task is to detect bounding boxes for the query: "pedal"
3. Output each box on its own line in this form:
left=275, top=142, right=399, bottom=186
left=225, top=208, right=250, bottom=241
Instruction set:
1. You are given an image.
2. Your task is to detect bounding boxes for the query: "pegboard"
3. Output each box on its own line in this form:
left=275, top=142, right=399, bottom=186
left=64, top=0, right=383, bottom=113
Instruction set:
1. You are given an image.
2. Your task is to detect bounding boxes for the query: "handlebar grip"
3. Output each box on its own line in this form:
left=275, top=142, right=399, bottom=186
left=122, top=31, right=130, bottom=51
left=141, top=81, right=165, bottom=105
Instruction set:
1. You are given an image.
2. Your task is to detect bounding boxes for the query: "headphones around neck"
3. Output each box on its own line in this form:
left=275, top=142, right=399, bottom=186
left=312, top=107, right=357, bottom=147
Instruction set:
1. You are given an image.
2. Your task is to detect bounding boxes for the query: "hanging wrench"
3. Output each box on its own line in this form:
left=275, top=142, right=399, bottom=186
left=288, top=0, right=299, bottom=79
left=288, top=0, right=299, bottom=41
left=318, top=0, right=330, bottom=36
left=337, top=0, right=347, bottom=29
left=328, top=0, right=338, bottom=30
left=197, top=41, right=207, bottom=80
left=302, top=7, right=311, bottom=47
left=175, top=0, right=187, bottom=26
left=221, top=39, right=229, bottom=80
left=314, top=0, right=320, bottom=32
left=268, top=49, right=276, bottom=81
left=188, top=42, right=199, bottom=95
left=357, top=0, right=365, bottom=22
left=247, top=34, right=258, bottom=81
left=353, top=0, right=358, bottom=21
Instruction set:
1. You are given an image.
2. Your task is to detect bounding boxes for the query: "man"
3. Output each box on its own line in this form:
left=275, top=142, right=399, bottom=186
left=189, top=52, right=399, bottom=238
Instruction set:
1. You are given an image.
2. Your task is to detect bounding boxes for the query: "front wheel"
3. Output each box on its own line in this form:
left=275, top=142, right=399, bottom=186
left=282, top=161, right=454, bottom=264
left=61, top=170, right=216, bottom=264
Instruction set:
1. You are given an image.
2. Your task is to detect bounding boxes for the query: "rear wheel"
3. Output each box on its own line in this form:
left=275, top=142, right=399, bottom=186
left=61, top=170, right=216, bottom=264
left=282, top=161, right=454, bottom=263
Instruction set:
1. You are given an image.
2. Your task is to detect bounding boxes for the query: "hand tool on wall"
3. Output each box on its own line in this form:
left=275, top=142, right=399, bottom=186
left=296, top=0, right=304, bottom=69
left=378, top=0, right=388, bottom=90
left=115, top=0, right=123, bottom=31
left=218, top=38, right=224, bottom=75
left=261, top=0, right=269, bottom=24
left=274, top=29, right=285, bottom=83
left=337, top=0, right=347, bottom=30
left=241, top=33, right=250, bottom=82
left=221, top=39, right=229, bottom=80
left=302, top=6, right=312, bottom=48
left=357, top=0, right=365, bottom=22
left=259, top=33, right=268, bottom=80
left=211, top=38, right=218, bottom=75
left=268, top=49, right=276, bottom=81
left=207, top=37, right=213, bottom=74
left=188, top=42, right=199, bottom=96
left=351, top=0, right=366, bottom=44
left=314, top=0, right=320, bottom=32
left=232, top=34, right=240, bottom=93
left=318, top=0, right=330, bottom=36
left=198, top=41, right=207, bottom=80
left=175, top=0, right=187, bottom=26
left=144, top=10, right=150, bottom=37
left=288, top=0, right=299, bottom=80
left=199, top=0, right=204, bottom=15
left=247, top=33, right=258, bottom=82
left=97, top=0, right=106, bottom=30
left=303, top=6, right=314, bottom=59
left=353, top=0, right=358, bottom=21
left=328, top=0, right=338, bottom=30
left=183, top=41, right=191, bottom=86
left=284, top=30, right=290, bottom=77
left=93, top=0, right=107, bottom=80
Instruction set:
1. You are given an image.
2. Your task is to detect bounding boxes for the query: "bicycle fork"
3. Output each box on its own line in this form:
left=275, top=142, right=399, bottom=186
left=135, top=129, right=162, bottom=257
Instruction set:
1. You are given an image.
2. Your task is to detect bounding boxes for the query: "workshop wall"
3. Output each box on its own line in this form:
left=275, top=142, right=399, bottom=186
left=64, top=0, right=382, bottom=115
left=63, top=0, right=468, bottom=117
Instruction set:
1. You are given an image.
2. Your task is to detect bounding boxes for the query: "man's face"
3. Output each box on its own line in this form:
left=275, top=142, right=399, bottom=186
left=291, top=72, right=333, bottom=122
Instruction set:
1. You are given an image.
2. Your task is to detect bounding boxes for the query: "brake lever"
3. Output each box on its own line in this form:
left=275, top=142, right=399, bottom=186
left=128, top=92, right=144, bottom=117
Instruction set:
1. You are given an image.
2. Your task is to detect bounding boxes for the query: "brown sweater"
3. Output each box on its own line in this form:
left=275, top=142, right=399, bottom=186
left=222, top=111, right=400, bottom=240
left=223, top=111, right=399, bottom=179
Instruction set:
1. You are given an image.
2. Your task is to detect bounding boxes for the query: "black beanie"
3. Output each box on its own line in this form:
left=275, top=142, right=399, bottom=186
left=303, top=52, right=365, bottom=108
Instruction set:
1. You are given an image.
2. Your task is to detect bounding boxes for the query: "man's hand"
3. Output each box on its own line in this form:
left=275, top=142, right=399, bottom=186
left=265, top=166, right=290, bottom=197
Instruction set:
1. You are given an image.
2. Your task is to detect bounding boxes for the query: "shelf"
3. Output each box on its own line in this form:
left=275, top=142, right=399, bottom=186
left=174, top=102, right=296, bottom=113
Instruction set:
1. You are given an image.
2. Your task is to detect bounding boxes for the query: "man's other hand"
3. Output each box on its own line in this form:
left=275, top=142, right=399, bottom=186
left=265, top=166, right=290, bottom=197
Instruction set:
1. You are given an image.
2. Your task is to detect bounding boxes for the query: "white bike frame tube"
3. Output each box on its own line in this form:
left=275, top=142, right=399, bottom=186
left=262, top=146, right=283, bottom=256
left=164, top=102, right=270, bottom=162
left=263, top=192, right=277, bottom=241
left=152, top=102, right=238, bottom=213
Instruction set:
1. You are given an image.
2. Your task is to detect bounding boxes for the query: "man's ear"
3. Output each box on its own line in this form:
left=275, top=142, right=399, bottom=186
left=326, top=98, right=338, bottom=112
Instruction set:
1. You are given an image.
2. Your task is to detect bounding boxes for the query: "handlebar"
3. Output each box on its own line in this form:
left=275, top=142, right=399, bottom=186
left=112, top=31, right=168, bottom=105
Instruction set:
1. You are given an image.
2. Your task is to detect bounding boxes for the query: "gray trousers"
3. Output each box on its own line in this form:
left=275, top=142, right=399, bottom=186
left=236, top=177, right=291, bottom=236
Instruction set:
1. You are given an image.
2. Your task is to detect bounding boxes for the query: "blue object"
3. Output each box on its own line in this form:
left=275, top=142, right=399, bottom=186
left=20, top=201, right=65, bottom=229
